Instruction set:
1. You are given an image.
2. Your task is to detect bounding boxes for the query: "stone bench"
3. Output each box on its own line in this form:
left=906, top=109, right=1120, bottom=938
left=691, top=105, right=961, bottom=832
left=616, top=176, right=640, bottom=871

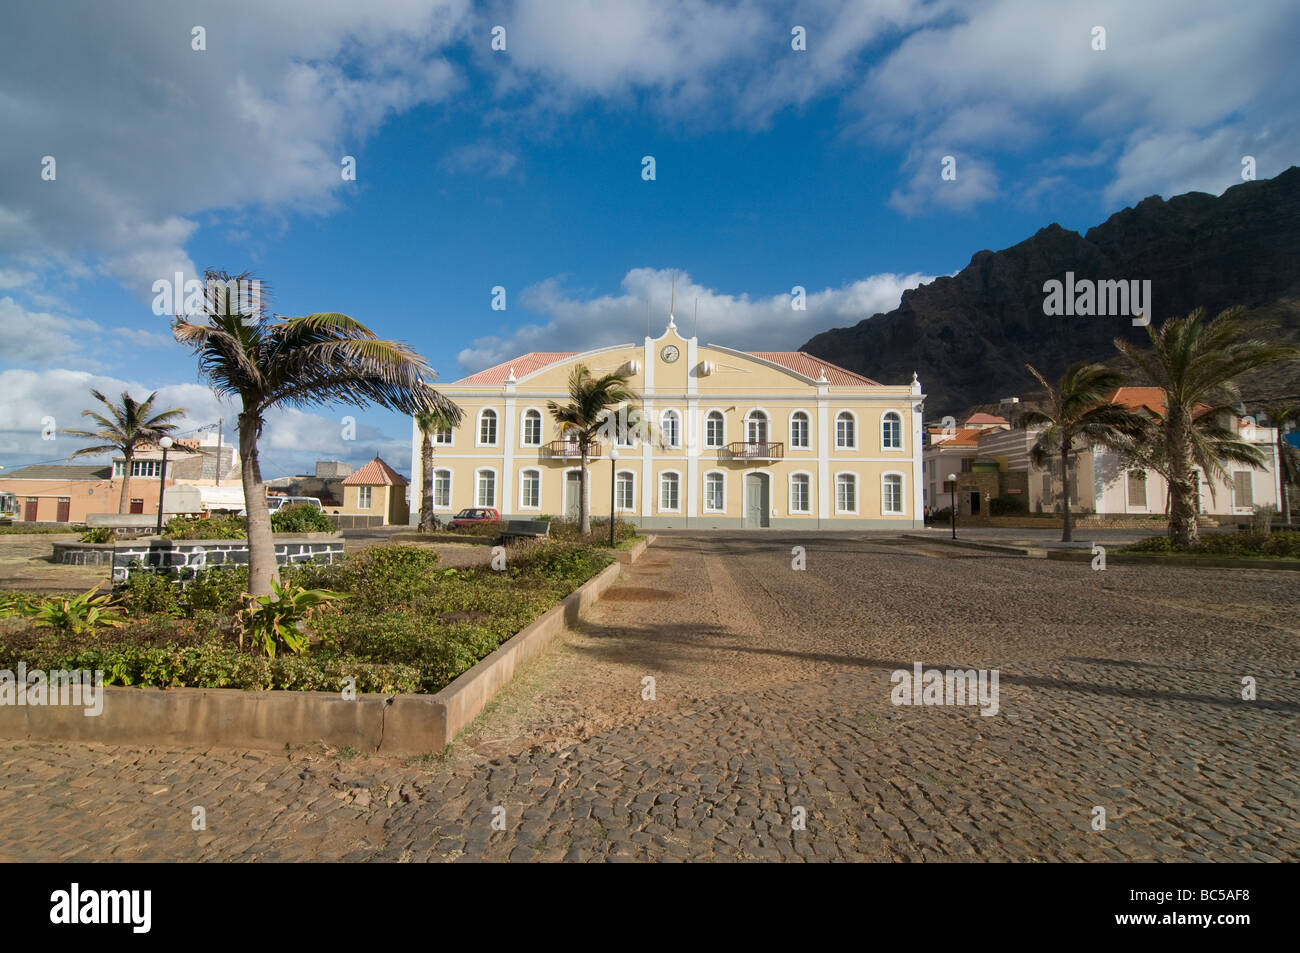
left=499, top=520, right=551, bottom=544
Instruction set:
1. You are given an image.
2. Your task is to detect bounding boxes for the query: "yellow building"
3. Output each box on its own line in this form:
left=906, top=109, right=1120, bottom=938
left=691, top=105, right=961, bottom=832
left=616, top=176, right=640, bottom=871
left=339, top=456, right=410, bottom=526
left=412, top=319, right=925, bottom=529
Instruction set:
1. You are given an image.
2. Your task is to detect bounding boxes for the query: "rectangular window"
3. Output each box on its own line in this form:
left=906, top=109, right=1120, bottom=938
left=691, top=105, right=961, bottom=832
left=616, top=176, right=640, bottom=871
left=616, top=473, right=635, bottom=511
left=1233, top=471, right=1253, bottom=508
left=836, top=415, right=855, bottom=448
left=522, top=414, right=542, bottom=446
left=434, top=427, right=452, bottom=445
left=882, top=475, right=903, bottom=514
left=704, top=473, right=724, bottom=511
left=1127, top=470, right=1147, bottom=508
left=358, top=486, right=372, bottom=509
left=479, top=412, right=497, bottom=445
left=112, top=462, right=124, bottom=477
left=477, top=471, right=496, bottom=507
left=521, top=470, right=540, bottom=508
left=433, top=470, right=450, bottom=508
left=660, top=474, right=679, bottom=511
left=790, top=475, right=810, bottom=513
left=836, top=475, right=856, bottom=513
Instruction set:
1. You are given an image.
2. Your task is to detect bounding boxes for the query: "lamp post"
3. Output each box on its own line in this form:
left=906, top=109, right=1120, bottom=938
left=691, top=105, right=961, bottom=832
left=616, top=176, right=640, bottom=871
left=608, top=447, right=620, bottom=548
left=155, top=436, right=173, bottom=534
left=947, top=472, right=957, bottom=540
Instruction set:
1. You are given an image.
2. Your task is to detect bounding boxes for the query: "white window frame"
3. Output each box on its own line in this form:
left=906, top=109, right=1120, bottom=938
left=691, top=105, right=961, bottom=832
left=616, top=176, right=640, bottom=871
left=432, top=468, right=453, bottom=509
left=433, top=425, right=453, bottom=445
left=744, top=409, right=770, bottom=445
left=520, top=408, right=543, bottom=447
left=357, top=485, right=372, bottom=509
left=702, top=469, right=726, bottom=513
left=835, top=471, right=858, bottom=514
left=789, top=410, right=811, bottom=450
left=704, top=409, right=726, bottom=449
left=518, top=468, right=542, bottom=510
left=881, top=411, right=904, bottom=451
left=477, top=408, right=499, bottom=447
left=475, top=467, right=498, bottom=507
left=659, top=409, right=681, bottom=449
left=835, top=411, right=857, bottom=450
left=788, top=471, right=813, bottom=514
left=881, top=471, right=906, bottom=515
left=658, top=470, right=682, bottom=513
left=1125, top=469, right=1148, bottom=511
left=615, top=469, right=637, bottom=512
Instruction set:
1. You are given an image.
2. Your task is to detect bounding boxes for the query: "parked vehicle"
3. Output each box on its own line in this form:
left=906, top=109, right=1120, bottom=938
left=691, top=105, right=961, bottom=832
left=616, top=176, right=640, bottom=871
left=238, top=495, right=323, bottom=517
left=448, top=507, right=500, bottom=528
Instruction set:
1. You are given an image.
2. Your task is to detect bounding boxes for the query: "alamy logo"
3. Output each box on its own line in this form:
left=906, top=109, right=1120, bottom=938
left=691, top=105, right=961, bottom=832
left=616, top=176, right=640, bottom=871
left=1042, top=271, right=1150, bottom=326
left=151, top=273, right=263, bottom=319
left=50, top=883, right=151, bottom=933
left=0, top=664, right=104, bottom=716
left=890, top=661, right=1000, bottom=716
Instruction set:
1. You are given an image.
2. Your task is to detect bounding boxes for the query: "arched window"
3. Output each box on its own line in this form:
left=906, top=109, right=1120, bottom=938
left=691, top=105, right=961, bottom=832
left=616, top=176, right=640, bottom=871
left=789, top=473, right=811, bottom=513
left=882, top=473, right=904, bottom=514
left=882, top=411, right=903, bottom=450
left=660, top=410, right=681, bottom=448
left=433, top=469, right=452, bottom=508
left=705, top=411, right=725, bottom=449
left=519, top=468, right=541, bottom=509
left=746, top=410, right=768, bottom=444
left=835, top=473, right=857, bottom=513
left=790, top=411, right=810, bottom=449
left=478, top=409, right=498, bottom=446
left=521, top=409, right=542, bottom=446
left=615, top=471, right=636, bottom=511
left=475, top=468, right=496, bottom=507
left=835, top=411, right=856, bottom=449
left=703, top=471, right=725, bottom=512
left=659, top=472, right=680, bottom=511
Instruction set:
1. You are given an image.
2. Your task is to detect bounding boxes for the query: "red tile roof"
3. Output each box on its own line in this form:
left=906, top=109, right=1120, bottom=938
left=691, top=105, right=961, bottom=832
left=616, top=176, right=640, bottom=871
left=965, top=412, right=1009, bottom=425
left=927, top=428, right=982, bottom=447
left=342, top=456, right=408, bottom=486
left=452, top=349, right=885, bottom=387
left=747, top=352, right=881, bottom=385
left=453, top=352, right=580, bottom=385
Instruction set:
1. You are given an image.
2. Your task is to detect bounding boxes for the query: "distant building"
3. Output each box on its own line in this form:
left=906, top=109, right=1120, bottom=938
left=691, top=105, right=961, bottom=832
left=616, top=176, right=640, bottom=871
left=314, top=460, right=353, bottom=480
left=340, top=456, right=409, bottom=525
left=0, top=464, right=118, bottom=522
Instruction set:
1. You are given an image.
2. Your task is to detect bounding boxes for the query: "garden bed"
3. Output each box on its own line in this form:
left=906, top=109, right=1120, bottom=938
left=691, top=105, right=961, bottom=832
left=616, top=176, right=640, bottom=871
left=0, top=538, right=617, bottom=696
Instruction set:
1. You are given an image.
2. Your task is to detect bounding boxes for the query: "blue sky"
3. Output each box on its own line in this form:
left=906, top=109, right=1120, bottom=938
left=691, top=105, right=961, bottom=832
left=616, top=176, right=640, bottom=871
left=2, top=0, right=1297, bottom=477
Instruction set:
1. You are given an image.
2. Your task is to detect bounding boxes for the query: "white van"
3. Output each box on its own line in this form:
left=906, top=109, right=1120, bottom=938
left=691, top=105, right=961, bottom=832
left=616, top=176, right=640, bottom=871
left=239, top=496, right=323, bottom=516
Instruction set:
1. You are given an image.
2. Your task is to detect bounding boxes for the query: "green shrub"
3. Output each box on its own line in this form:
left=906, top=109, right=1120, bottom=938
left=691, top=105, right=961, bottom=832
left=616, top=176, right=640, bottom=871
left=235, top=580, right=343, bottom=657
left=79, top=527, right=115, bottom=544
left=1126, top=535, right=1176, bottom=553
left=270, top=504, right=335, bottom=534
left=117, top=569, right=183, bottom=616
left=1123, top=530, right=1300, bottom=559
left=23, top=587, right=126, bottom=635
left=183, top=566, right=251, bottom=615
left=163, top=515, right=247, bottom=539
left=332, top=545, right=442, bottom=606
left=989, top=494, right=1028, bottom=516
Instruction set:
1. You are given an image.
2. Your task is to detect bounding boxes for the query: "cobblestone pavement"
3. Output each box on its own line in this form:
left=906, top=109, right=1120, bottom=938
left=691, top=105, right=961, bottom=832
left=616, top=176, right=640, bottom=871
left=0, top=533, right=1296, bottom=862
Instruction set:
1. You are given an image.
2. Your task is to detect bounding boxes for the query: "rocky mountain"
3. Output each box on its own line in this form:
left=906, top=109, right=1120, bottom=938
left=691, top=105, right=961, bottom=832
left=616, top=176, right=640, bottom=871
left=802, top=167, right=1300, bottom=416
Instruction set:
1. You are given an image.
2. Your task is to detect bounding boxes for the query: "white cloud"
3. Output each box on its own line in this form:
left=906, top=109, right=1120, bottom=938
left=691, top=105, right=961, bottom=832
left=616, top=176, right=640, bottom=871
left=439, top=143, right=521, bottom=178
left=456, top=266, right=934, bottom=374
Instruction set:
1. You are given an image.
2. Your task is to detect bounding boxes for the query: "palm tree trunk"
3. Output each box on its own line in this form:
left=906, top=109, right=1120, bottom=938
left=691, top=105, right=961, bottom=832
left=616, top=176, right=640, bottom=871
left=118, top=451, right=133, bottom=515
left=419, top=433, right=435, bottom=531
left=1167, top=406, right=1199, bottom=547
left=1060, top=443, right=1073, bottom=543
left=579, top=446, right=591, bottom=535
left=239, top=412, right=279, bottom=598
left=1280, top=434, right=1293, bottom=528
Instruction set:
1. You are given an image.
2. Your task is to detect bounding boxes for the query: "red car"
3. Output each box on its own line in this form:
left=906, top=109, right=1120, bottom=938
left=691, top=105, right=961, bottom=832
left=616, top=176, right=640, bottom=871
left=447, top=507, right=500, bottom=529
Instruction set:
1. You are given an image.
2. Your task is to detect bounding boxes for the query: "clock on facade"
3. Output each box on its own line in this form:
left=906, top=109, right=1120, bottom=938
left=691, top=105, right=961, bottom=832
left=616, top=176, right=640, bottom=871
left=661, top=345, right=680, bottom=363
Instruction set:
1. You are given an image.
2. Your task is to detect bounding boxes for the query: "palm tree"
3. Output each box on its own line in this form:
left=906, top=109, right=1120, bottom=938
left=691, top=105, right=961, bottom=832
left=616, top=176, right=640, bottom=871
left=1114, top=307, right=1298, bottom=547
left=414, top=408, right=454, bottom=532
left=547, top=364, right=637, bottom=534
left=63, top=390, right=187, bottom=514
left=173, top=270, right=460, bottom=597
left=1021, top=362, right=1148, bottom=542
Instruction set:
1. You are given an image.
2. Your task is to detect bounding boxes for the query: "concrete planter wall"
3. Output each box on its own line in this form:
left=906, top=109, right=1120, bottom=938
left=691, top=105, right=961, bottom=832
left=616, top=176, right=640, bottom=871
left=52, top=542, right=116, bottom=566
left=110, top=535, right=344, bottom=582
left=0, top=537, right=654, bottom=755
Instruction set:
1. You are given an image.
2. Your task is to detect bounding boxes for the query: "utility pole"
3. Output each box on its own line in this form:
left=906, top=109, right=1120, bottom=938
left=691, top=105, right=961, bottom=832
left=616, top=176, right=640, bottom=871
left=214, top=417, right=223, bottom=486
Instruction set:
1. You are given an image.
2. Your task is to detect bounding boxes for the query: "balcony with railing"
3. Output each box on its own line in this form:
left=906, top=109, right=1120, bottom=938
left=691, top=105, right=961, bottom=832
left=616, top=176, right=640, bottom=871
left=544, top=440, right=602, bottom=459
left=724, top=441, right=784, bottom=461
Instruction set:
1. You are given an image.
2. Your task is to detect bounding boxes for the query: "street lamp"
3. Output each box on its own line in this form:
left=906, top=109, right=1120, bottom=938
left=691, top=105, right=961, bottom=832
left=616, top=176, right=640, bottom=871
left=947, top=472, right=957, bottom=540
left=155, top=436, right=174, bottom=534
left=608, top=447, right=620, bottom=548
